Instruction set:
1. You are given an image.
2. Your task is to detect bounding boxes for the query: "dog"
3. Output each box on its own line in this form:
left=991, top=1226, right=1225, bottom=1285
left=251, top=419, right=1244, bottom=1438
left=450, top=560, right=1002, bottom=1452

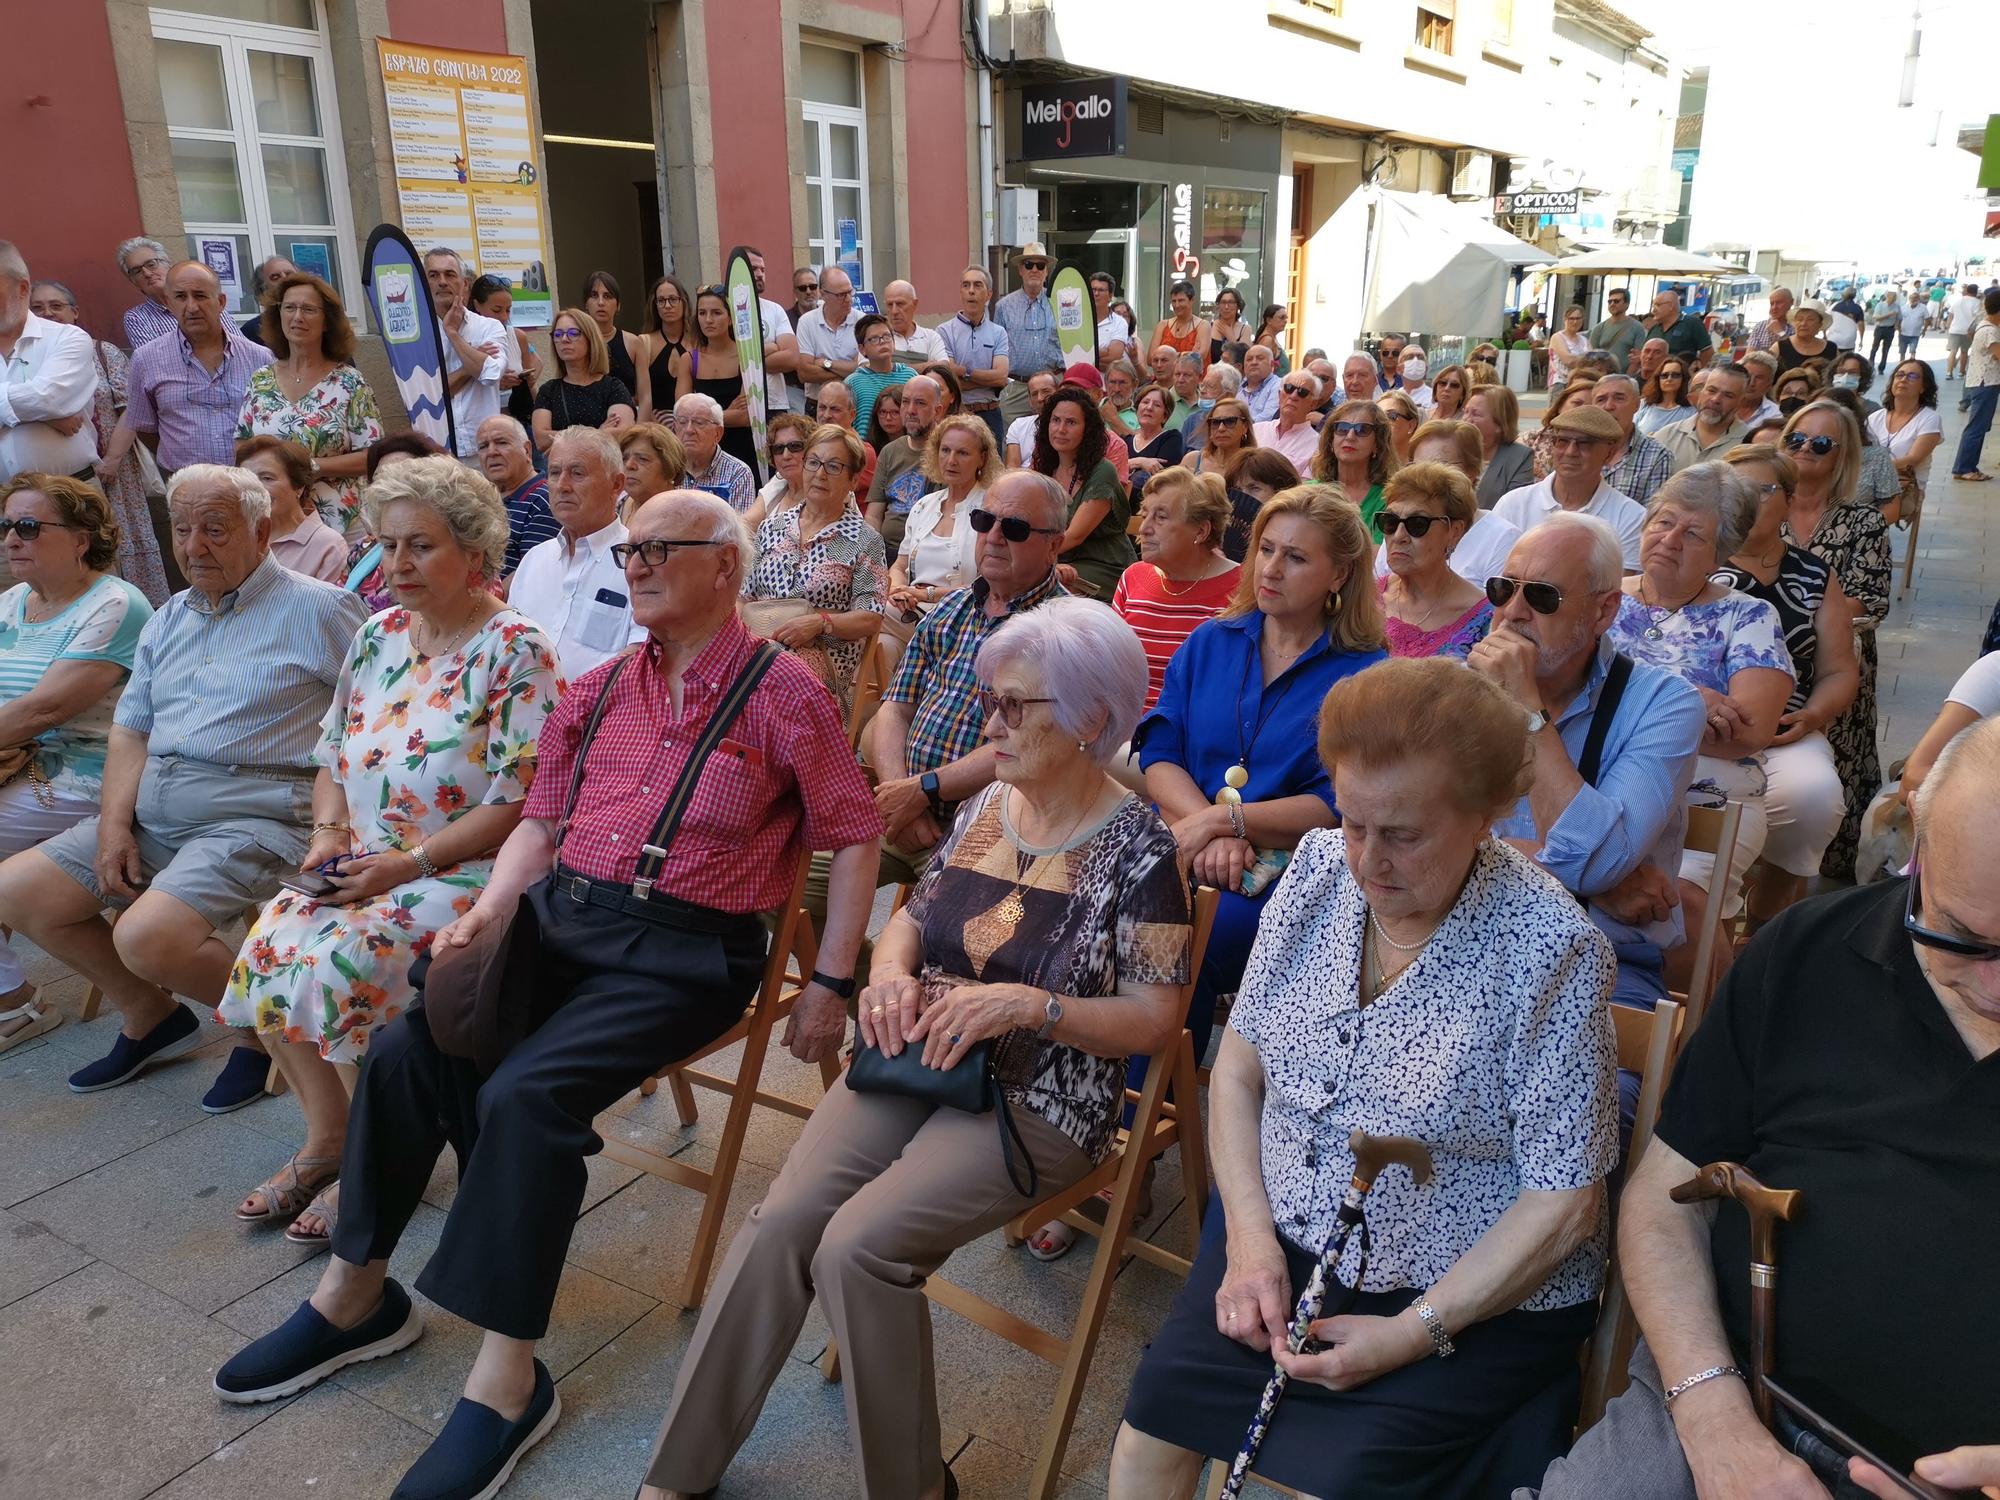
left=1854, top=766, right=1913, bottom=885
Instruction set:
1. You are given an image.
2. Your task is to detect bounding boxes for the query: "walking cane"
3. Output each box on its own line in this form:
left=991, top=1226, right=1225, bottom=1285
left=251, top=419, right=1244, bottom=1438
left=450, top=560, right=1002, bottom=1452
left=1217, top=1131, right=1435, bottom=1500
left=1669, top=1161, right=1803, bottom=1429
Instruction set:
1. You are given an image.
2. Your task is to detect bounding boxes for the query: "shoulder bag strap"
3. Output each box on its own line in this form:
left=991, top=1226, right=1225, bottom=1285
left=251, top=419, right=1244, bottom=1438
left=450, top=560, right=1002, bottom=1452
left=630, top=639, right=784, bottom=898
left=551, top=654, right=633, bottom=860
left=1577, top=652, right=1634, bottom=790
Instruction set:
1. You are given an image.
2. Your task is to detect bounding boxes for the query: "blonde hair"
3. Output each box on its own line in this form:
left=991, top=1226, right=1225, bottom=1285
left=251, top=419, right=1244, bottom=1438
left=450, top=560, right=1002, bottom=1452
left=1382, top=459, right=1477, bottom=529
left=1223, top=483, right=1387, bottom=653
left=923, top=414, right=1002, bottom=487
left=550, top=307, right=609, bottom=378
left=360, top=454, right=510, bottom=577
left=1780, top=399, right=1861, bottom=505
left=1407, top=419, right=1482, bottom=485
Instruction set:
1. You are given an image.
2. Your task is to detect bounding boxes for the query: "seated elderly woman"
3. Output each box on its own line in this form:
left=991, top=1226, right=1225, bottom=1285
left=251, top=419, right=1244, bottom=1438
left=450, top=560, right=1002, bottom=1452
left=1605, top=463, right=1794, bottom=986
left=1110, top=657, right=1619, bottom=1500
left=1113, top=467, right=1241, bottom=711
left=215, top=456, right=562, bottom=1242
left=616, top=421, right=688, bottom=521
left=887, top=414, right=999, bottom=628
left=741, top=423, right=886, bottom=708
left=743, top=409, right=815, bottom=530
left=0, top=475, right=154, bottom=1052
left=641, top=597, right=1191, bottom=1500
left=1375, top=461, right=1492, bottom=660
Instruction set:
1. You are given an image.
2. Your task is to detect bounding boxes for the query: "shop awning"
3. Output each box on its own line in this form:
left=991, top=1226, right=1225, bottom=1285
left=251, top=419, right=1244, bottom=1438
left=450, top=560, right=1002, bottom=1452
left=1358, top=191, right=1545, bottom=335
left=1529, top=243, right=1744, bottom=277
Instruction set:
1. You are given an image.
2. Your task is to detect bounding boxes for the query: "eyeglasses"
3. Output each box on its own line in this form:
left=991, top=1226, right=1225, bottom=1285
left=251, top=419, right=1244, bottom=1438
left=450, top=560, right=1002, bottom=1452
left=969, top=509, right=1062, bottom=542
left=1783, top=433, right=1839, bottom=456
left=551, top=328, right=585, bottom=341
left=123, top=256, right=168, bottom=279
left=1331, top=421, right=1377, bottom=437
left=0, top=517, right=83, bottom=541
left=1904, top=860, right=2000, bottom=961
left=1549, top=434, right=1608, bottom=450
left=1485, top=575, right=1565, bottom=615
left=1280, top=383, right=1316, bottom=397
left=1377, top=512, right=1450, bottom=538
left=610, top=538, right=724, bottom=567
left=1659, top=370, right=1685, bottom=380
left=802, top=456, right=850, bottom=475
left=976, top=687, right=1055, bottom=728
left=1472, top=354, right=1497, bottom=365
left=1382, top=409, right=1416, bottom=424
left=1892, top=369, right=1924, bottom=381
left=769, top=439, right=806, bottom=456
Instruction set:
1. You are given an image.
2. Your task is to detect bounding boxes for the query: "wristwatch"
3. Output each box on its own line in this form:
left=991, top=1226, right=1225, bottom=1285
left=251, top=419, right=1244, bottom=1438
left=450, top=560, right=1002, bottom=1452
left=809, top=969, right=856, bottom=999
left=919, top=770, right=944, bottom=820
left=1523, top=706, right=1550, bottom=734
left=1036, top=990, right=1063, bottom=1039
left=820, top=355, right=834, bottom=372
left=1414, top=1298, right=1456, bottom=1359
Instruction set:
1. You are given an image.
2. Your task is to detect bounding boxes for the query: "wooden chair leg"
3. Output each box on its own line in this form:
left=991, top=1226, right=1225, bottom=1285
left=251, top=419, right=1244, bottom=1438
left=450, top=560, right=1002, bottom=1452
left=638, top=1074, right=659, bottom=1098
left=263, top=1059, right=286, bottom=1096
left=667, top=1072, right=699, bottom=1127
left=1172, top=1032, right=1211, bottom=1258
left=1899, top=506, right=1922, bottom=595
left=819, top=1335, right=842, bottom=1383
left=81, top=985, right=102, bottom=1022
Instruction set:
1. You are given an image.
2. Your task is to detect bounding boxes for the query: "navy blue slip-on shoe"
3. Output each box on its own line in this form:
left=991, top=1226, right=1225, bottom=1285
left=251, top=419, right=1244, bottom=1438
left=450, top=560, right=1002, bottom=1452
left=393, top=1359, right=560, bottom=1500
left=67, top=1002, right=202, bottom=1093
left=214, top=1278, right=424, bottom=1403
left=202, top=1042, right=273, bottom=1114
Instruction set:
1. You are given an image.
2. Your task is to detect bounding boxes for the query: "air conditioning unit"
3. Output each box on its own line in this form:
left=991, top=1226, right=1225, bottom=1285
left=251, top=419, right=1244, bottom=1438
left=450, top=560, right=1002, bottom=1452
left=1449, top=150, right=1493, bottom=200
left=996, top=187, right=1042, bottom=248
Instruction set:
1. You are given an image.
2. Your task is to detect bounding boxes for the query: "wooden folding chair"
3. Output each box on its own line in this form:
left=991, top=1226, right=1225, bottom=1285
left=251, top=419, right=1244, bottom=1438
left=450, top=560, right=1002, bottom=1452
left=846, top=633, right=892, bottom=752
left=1577, top=997, right=1686, bottom=1430
left=1897, top=495, right=1923, bottom=596
left=824, top=888, right=1220, bottom=1500
left=1676, top=801, right=1744, bottom=1033
left=598, top=851, right=835, bottom=1310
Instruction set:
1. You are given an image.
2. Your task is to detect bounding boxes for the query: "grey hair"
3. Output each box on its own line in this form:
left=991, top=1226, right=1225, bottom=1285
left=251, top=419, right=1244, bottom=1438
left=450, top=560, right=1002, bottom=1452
left=1535, top=511, right=1624, bottom=592
left=0, top=241, right=27, bottom=284
left=1595, top=373, right=1641, bottom=399
left=360, top=454, right=510, bottom=577
left=637, top=488, right=756, bottom=582
left=1106, top=358, right=1139, bottom=383
left=1289, top=371, right=1324, bottom=399
left=1646, top=461, right=1758, bottom=560
left=30, top=279, right=78, bottom=309
left=477, top=413, right=531, bottom=448
left=673, top=392, right=725, bottom=426
left=549, top=424, right=622, bottom=478
left=115, top=236, right=167, bottom=269
left=988, top=469, right=1068, bottom=531
left=973, top=597, right=1148, bottom=766
left=168, top=463, right=272, bottom=524
left=1209, top=364, right=1244, bottom=395
left=813, top=381, right=855, bottom=415
left=1342, top=353, right=1376, bottom=375
left=1912, top=715, right=2000, bottom=842
left=423, top=245, right=464, bottom=267
left=1177, top=352, right=1204, bottom=371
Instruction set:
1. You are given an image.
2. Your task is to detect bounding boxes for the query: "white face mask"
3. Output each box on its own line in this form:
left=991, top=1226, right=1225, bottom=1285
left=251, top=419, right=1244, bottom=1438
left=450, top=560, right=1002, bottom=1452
left=1832, top=373, right=1861, bottom=391
left=1402, top=358, right=1427, bottom=382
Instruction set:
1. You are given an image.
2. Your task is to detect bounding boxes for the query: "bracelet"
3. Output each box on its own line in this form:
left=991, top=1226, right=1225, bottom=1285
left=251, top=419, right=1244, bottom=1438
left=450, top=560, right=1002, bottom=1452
left=410, top=844, right=438, bottom=880
left=311, top=822, right=348, bottom=838
left=818, top=610, right=834, bottom=635
left=1228, top=801, right=1247, bottom=840
left=1413, top=1298, right=1456, bottom=1359
left=1663, top=1365, right=1746, bottom=1408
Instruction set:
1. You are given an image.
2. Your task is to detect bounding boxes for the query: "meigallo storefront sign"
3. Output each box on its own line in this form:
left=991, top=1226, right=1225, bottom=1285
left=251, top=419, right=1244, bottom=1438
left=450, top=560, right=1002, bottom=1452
left=1021, top=76, right=1128, bottom=159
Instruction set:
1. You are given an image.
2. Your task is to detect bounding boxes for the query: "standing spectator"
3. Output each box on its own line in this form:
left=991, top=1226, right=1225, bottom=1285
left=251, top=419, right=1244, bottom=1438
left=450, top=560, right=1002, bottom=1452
left=865, top=372, right=945, bottom=555
left=580, top=270, right=651, bottom=422
left=1469, top=384, right=1536, bottom=506
left=115, top=236, right=178, bottom=350
left=1745, top=286, right=1795, bottom=354
left=1548, top=305, right=1591, bottom=388
left=1376, top=332, right=1409, bottom=389
left=26, top=279, right=173, bottom=601
left=0, top=475, right=152, bottom=1049
left=534, top=307, right=636, bottom=455
left=1151, top=280, right=1209, bottom=375
left=236, top=436, right=344, bottom=583
left=795, top=265, right=862, bottom=415
left=1493, top=405, right=1644, bottom=568
left=784, top=265, right=819, bottom=332
left=1090, top=271, right=1131, bottom=365
left=882, top=279, right=948, bottom=372
left=0, top=244, right=101, bottom=487
left=474, top=414, right=556, bottom=578
left=1206, top=287, right=1253, bottom=367
left=1897, top=292, right=1930, bottom=360
left=672, top=392, right=756, bottom=513
left=1946, top=281, right=1983, bottom=386
left=1869, top=288, right=1901, bottom=371
left=1590, top=287, right=1647, bottom=370
left=1252, top=303, right=1291, bottom=374
left=1952, top=287, right=2000, bottom=480
left=1646, top=288, right=1711, bottom=364
left=640, top=275, right=693, bottom=421
left=845, top=315, right=917, bottom=440
left=232, top=272, right=380, bottom=535
left=472, top=274, right=542, bottom=434
left=1310, top=398, right=1400, bottom=536
left=1252, top=369, right=1322, bottom=471
left=101, top=261, right=275, bottom=487
left=1869, top=359, right=1944, bottom=507
left=1827, top=283, right=1866, bottom=352
left=743, top=247, right=806, bottom=419
left=672, top=286, right=758, bottom=471
left=507, top=426, right=645, bottom=677
left=1775, top=299, right=1833, bottom=373
left=993, top=244, right=1063, bottom=427
left=1592, top=375, right=1674, bottom=505
left=938, top=265, right=1010, bottom=447
left=238, top=255, right=296, bottom=347
left=1032, top=382, right=1134, bottom=599
left=425, top=248, right=507, bottom=459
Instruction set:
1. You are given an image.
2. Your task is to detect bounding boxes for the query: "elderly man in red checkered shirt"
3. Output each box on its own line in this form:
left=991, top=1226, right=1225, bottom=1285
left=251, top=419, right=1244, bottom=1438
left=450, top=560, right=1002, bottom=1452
left=215, top=488, right=882, bottom=1499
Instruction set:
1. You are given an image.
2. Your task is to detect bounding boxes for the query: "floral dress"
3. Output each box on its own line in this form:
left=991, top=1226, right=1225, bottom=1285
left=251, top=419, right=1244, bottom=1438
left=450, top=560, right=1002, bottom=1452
left=1786, top=500, right=1891, bottom=879
left=85, top=339, right=172, bottom=604
left=742, top=499, right=886, bottom=705
left=236, top=363, right=384, bottom=537
left=217, top=608, right=562, bottom=1062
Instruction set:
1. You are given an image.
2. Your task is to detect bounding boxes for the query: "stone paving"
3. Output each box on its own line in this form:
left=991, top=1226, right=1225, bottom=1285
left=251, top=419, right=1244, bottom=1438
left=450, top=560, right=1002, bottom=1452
left=1, top=337, right=1993, bottom=1499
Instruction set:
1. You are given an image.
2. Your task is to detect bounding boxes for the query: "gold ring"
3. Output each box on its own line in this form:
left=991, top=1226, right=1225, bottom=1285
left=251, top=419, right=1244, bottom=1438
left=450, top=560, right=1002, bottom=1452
left=870, top=1005, right=885, bottom=1017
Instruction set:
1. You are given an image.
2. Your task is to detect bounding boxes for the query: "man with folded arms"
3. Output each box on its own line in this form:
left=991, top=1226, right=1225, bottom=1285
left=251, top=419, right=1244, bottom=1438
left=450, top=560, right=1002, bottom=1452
left=211, top=488, right=881, bottom=1500
left=0, top=464, right=364, bottom=1107
left=1525, top=716, right=2000, bottom=1499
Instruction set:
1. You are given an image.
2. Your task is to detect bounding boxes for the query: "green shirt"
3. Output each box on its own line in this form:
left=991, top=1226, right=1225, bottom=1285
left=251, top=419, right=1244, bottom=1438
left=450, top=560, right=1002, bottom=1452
left=1589, top=315, right=1646, bottom=372
left=1062, top=458, right=1137, bottom=600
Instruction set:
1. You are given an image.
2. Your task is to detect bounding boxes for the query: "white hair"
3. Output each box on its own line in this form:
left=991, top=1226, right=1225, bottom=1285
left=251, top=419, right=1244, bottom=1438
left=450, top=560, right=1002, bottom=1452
left=635, top=488, right=756, bottom=582
left=477, top=413, right=530, bottom=448
left=673, top=392, right=725, bottom=426
left=0, top=240, right=28, bottom=284
left=1646, top=462, right=1758, bottom=559
left=1343, top=353, right=1377, bottom=375
left=1290, top=371, right=1324, bottom=399
left=1208, top=364, right=1243, bottom=395
left=549, top=424, right=621, bottom=477
left=974, top=597, right=1149, bottom=766
left=115, top=236, right=167, bottom=269
left=1596, top=373, right=1641, bottom=400
left=168, top=463, right=272, bottom=524
left=988, top=469, right=1068, bottom=531
left=1535, top=511, right=1624, bottom=592
left=1913, top=716, right=2000, bottom=841
left=361, top=455, right=510, bottom=576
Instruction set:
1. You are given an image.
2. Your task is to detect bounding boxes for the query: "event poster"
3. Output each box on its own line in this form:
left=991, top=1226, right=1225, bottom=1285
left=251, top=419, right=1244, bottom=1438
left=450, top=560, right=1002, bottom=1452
left=1049, top=264, right=1096, bottom=378
left=361, top=223, right=456, bottom=454
left=377, top=40, right=553, bottom=327
left=726, top=247, right=769, bottom=485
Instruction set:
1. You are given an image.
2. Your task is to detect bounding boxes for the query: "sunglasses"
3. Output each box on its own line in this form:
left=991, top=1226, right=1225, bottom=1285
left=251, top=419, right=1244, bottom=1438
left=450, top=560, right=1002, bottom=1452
left=976, top=687, right=1055, bottom=729
left=795, top=282, right=818, bottom=293
left=1378, top=512, right=1450, bottom=538
left=698, top=284, right=726, bottom=299
left=1281, top=383, right=1316, bottom=397
left=969, top=509, right=1062, bottom=542
left=1209, top=415, right=1244, bottom=429
left=769, top=439, right=806, bottom=456
left=1472, top=354, right=1496, bottom=365
left=610, top=538, right=724, bottom=567
left=1905, top=861, right=2000, bottom=961
left=1331, top=421, right=1377, bottom=437
left=1485, top=575, right=1565, bottom=615
left=0, top=517, right=83, bottom=541
left=1783, top=433, right=1839, bottom=456
left=1019, top=260, right=1049, bottom=271
left=1383, top=409, right=1416, bottom=424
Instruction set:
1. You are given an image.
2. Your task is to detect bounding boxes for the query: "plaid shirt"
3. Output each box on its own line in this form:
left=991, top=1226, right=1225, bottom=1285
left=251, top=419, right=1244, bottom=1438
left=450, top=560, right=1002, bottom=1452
left=1603, top=431, right=1674, bottom=506
left=523, top=616, right=880, bottom=913
left=1745, top=319, right=1792, bottom=353
left=886, top=568, right=1068, bottom=776
left=124, top=325, right=273, bottom=471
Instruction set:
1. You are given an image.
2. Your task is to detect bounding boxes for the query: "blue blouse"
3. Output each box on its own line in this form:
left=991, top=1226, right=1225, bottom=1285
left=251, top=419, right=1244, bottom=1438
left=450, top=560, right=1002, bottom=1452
left=1133, top=611, right=1385, bottom=810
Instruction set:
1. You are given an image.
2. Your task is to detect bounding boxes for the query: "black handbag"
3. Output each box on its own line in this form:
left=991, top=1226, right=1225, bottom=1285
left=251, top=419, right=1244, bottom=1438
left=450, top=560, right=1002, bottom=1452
left=846, top=1028, right=1040, bottom=1199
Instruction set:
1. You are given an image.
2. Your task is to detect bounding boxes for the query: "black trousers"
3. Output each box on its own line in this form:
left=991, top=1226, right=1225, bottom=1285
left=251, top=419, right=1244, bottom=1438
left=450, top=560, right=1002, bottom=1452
left=331, top=875, right=767, bottom=1340
left=1870, top=324, right=1896, bottom=367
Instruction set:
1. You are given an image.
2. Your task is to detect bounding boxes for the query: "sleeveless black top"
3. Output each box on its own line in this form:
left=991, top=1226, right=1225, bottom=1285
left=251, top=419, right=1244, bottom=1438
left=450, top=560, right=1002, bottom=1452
left=647, top=336, right=684, bottom=412
left=690, top=347, right=759, bottom=470
left=602, top=322, right=638, bottom=399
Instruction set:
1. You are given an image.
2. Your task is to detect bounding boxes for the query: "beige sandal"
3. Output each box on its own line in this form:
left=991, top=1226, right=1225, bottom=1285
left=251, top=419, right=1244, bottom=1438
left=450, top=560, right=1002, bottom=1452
left=236, top=1154, right=340, bottom=1224
left=0, top=991, right=63, bottom=1054
left=284, top=1180, right=341, bottom=1246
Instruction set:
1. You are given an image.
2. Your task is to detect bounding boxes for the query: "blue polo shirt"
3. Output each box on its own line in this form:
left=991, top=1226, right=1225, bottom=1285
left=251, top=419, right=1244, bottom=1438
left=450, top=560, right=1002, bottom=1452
left=938, top=314, right=1010, bottom=410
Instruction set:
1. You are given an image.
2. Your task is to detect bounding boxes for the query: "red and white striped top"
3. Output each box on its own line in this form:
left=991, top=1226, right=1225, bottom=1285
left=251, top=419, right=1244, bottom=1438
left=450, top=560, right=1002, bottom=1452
left=1111, top=559, right=1242, bottom=711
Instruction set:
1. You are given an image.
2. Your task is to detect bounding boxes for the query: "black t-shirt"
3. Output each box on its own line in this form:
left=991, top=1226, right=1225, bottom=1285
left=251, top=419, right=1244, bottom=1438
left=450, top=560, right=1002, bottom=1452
left=533, top=375, right=634, bottom=433
left=1653, top=878, right=2000, bottom=1457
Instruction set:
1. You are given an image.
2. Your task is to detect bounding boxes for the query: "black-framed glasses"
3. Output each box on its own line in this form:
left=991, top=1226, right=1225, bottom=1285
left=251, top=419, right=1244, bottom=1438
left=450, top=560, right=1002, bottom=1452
left=769, top=439, right=806, bottom=456
left=802, top=456, right=850, bottom=475
left=123, top=256, right=168, bottom=279
left=1783, top=433, right=1839, bottom=456
left=1378, top=512, right=1450, bottom=538
left=969, top=509, right=1062, bottom=542
left=1905, top=860, right=2000, bottom=960
left=976, top=687, right=1055, bottom=728
left=1331, top=421, right=1377, bottom=437
left=611, top=538, right=724, bottom=567
left=0, top=518, right=83, bottom=541
left=1485, top=575, right=1565, bottom=615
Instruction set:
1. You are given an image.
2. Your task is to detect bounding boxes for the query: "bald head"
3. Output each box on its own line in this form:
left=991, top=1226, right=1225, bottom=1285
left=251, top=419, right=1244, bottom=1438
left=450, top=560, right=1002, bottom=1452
left=1909, top=715, right=2000, bottom=1021
left=168, top=259, right=227, bottom=343
left=883, top=279, right=920, bottom=334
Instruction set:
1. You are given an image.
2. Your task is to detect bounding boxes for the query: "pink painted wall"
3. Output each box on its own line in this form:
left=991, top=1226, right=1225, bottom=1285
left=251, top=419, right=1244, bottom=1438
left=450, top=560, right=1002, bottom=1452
left=385, top=0, right=510, bottom=52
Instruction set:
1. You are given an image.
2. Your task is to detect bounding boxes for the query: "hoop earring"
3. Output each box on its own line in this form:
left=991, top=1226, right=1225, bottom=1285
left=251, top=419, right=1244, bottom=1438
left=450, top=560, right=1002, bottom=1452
left=1327, top=589, right=1341, bottom=614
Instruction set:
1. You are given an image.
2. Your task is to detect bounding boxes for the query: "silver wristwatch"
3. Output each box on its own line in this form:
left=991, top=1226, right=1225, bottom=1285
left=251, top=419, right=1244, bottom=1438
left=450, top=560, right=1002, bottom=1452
left=1414, top=1298, right=1455, bottom=1359
left=1036, top=989, right=1063, bottom=1039
left=1523, top=706, right=1549, bottom=734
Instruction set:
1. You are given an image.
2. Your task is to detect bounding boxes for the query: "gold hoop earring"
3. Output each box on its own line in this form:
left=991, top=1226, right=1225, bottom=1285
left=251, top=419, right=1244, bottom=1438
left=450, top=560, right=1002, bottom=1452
left=1327, top=589, right=1341, bottom=614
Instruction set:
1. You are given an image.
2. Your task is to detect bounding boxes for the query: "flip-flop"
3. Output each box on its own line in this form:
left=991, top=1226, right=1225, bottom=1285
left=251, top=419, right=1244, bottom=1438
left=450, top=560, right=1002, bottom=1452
left=1953, top=471, right=1991, bottom=482
left=0, top=1000, right=63, bottom=1054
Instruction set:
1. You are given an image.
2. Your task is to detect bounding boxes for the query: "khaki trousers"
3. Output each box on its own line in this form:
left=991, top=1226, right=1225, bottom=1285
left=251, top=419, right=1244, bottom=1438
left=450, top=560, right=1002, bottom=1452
left=643, top=1076, right=1091, bottom=1498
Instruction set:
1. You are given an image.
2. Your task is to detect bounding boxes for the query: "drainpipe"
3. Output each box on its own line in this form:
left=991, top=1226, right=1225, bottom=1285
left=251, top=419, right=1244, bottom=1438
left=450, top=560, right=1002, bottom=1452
left=972, top=0, right=997, bottom=256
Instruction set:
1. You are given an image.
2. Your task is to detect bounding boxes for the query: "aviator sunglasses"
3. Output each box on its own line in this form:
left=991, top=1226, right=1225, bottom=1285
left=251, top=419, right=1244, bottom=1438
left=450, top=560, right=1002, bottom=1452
left=969, top=509, right=1062, bottom=543
left=1485, top=575, right=1565, bottom=615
